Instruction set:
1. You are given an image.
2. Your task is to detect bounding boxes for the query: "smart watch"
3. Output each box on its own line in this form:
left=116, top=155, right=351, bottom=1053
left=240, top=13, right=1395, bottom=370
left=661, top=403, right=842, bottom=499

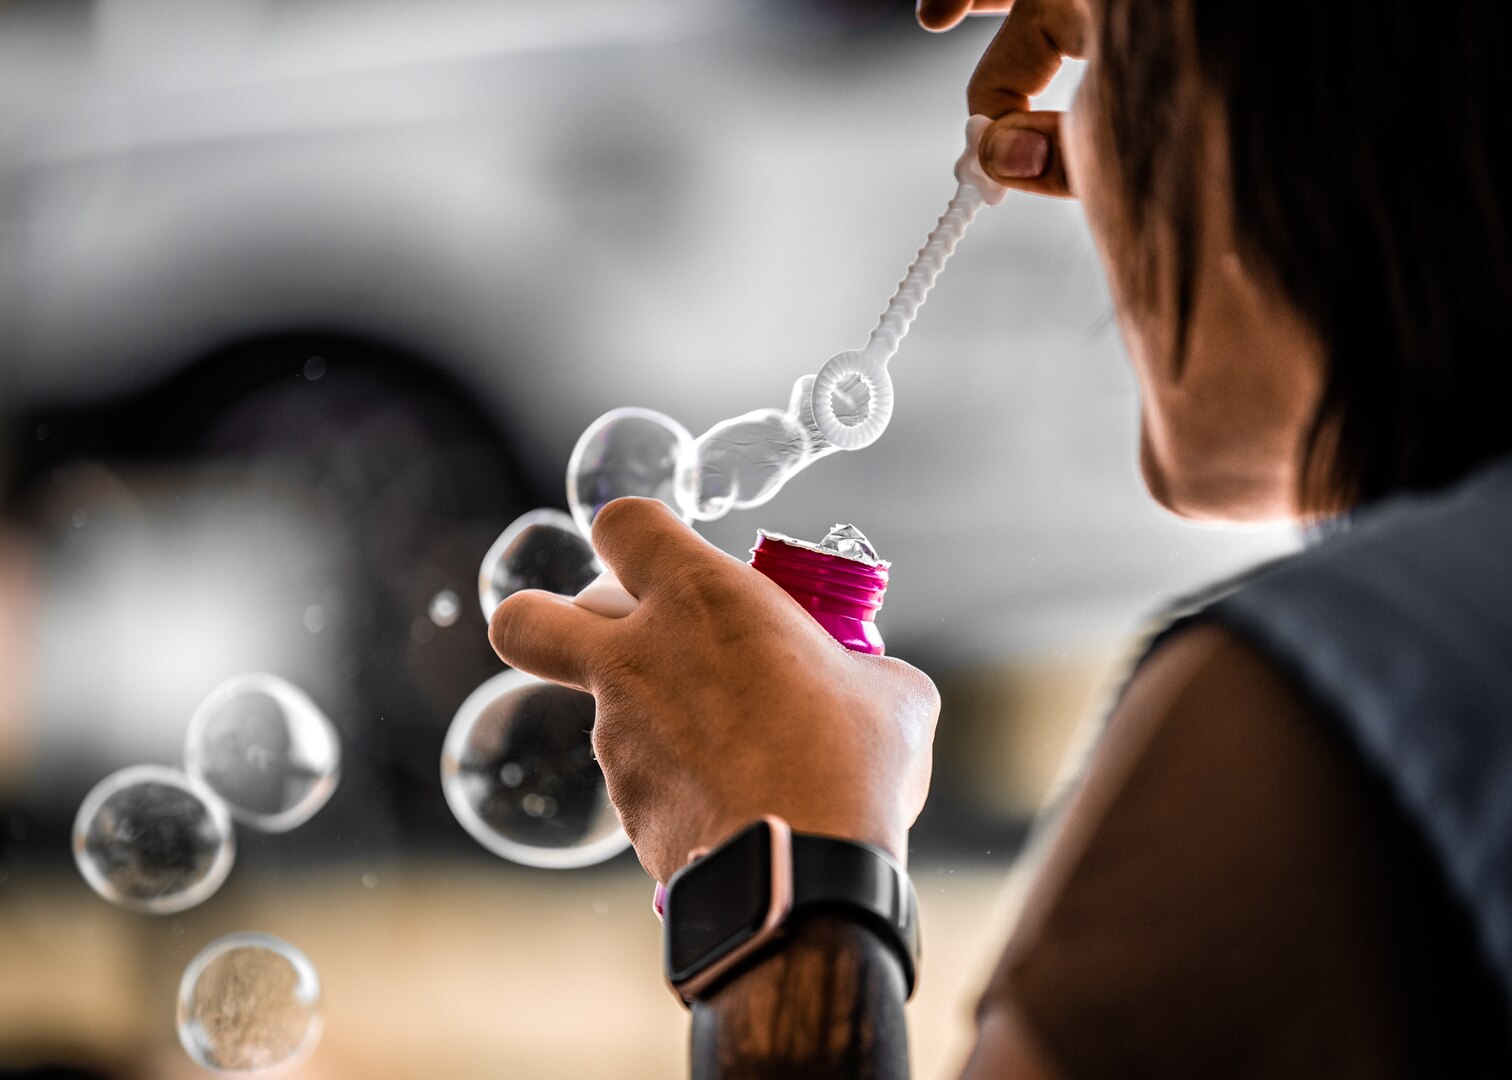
left=661, top=816, right=920, bottom=1003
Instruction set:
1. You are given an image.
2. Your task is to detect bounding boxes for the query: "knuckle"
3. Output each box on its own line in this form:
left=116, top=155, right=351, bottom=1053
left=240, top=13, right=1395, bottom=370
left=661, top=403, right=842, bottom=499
left=676, top=558, right=737, bottom=605
left=594, top=644, right=647, bottom=698
left=630, top=549, right=741, bottom=625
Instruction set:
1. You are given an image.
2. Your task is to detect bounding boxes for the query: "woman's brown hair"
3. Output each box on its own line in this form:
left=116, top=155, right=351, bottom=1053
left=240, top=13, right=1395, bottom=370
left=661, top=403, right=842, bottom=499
left=1095, top=0, right=1512, bottom=512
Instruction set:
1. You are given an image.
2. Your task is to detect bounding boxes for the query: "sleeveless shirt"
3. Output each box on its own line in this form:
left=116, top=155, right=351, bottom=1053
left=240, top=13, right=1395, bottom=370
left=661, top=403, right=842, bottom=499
left=986, top=455, right=1512, bottom=1077
left=1190, top=453, right=1512, bottom=1004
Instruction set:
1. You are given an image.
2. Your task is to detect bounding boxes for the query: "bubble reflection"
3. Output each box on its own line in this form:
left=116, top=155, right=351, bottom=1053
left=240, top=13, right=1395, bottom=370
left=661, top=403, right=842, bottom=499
left=73, top=765, right=235, bottom=914
left=177, top=931, right=322, bottom=1075
left=441, top=669, right=628, bottom=869
left=565, top=407, right=697, bottom=538
left=478, top=508, right=600, bottom=618
left=185, top=674, right=340, bottom=834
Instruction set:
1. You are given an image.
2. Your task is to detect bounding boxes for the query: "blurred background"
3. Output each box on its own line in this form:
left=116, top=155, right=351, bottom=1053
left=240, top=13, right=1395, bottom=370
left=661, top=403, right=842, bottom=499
left=0, top=0, right=1296, bottom=1076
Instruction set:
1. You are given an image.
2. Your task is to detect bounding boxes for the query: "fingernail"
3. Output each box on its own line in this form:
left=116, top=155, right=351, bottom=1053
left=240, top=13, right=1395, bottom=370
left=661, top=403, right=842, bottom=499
left=987, top=127, right=1048, bottom=179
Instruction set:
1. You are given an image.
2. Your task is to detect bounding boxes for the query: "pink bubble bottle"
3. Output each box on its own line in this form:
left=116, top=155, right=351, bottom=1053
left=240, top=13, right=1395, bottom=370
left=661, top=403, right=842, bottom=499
left=748, top=524, right=889, bottom=656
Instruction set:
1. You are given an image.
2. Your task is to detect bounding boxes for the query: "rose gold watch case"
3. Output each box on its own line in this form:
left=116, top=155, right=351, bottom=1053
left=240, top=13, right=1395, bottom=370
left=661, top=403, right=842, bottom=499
left=670, top=815, right=795, bottom=1003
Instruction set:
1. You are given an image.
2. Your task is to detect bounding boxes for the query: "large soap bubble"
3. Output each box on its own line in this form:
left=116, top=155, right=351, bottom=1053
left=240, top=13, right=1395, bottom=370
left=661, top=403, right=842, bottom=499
left=477, top=508, right=601, bottom=619
left=177, top=931, right=322, bottom=1075
left=566, top=407, right=697, bottom=538
left=73, top=765, right=235, bottom=914
left=441, top=669, right=629, bottom=869
left=185, top=674, right=340, bottom=834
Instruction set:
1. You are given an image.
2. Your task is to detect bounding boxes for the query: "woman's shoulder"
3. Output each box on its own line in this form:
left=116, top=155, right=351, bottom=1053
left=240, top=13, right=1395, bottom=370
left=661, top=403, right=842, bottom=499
left=1171, top=450, right=1512, bottom=727
left=974, top=454, right=1512, bottom=1075
left=983, top=617, right=1512, bottom=1078
left=1140, top=451, right=1512, bottom=1031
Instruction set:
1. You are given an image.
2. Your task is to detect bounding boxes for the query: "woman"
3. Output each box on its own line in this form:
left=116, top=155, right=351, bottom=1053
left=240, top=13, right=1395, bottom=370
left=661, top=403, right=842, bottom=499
left=491, top=0, right=1512, bottom=1075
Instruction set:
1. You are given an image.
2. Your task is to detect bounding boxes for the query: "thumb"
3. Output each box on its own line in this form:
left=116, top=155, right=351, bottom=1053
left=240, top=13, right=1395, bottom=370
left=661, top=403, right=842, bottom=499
left=979, top=112, right=1073, bottom=199
left=488, top=589, right=616, bottom=692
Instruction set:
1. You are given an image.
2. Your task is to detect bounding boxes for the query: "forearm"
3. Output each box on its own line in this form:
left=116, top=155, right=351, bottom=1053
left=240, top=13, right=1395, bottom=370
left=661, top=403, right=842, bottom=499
left=689, top=915, right=910, bottom=1080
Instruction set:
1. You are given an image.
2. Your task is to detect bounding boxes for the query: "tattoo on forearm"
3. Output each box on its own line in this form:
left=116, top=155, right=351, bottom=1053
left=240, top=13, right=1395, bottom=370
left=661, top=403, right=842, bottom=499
left=690, top=916, right=910, bottom=1080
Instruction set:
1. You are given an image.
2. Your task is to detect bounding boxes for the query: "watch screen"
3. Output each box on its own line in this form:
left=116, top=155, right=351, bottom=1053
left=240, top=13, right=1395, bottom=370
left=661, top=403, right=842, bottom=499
left=666, top=824, right=773, bottom=981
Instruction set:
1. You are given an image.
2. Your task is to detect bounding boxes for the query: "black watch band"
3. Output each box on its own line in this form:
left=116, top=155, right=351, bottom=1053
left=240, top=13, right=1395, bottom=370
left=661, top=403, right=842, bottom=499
left=662, top=817, right=920, bottom=1004
left=790, top=831, right=920, bottom=986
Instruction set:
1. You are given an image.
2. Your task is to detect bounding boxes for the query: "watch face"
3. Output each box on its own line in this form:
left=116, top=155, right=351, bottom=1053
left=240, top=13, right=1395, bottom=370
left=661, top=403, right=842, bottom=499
left=666, top=823, right=773, bottom=982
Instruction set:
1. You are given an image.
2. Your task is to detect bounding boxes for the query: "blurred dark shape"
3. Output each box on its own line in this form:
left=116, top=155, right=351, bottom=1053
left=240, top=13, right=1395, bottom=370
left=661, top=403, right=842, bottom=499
left=3, top=332, right=569, bottom=869
left=500, top=526, right=599, bottom=596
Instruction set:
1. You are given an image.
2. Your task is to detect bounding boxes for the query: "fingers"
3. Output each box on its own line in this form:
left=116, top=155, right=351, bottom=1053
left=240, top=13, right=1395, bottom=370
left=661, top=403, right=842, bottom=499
left=488, top=588, right=615, bottom=691
left=967, top=0, right=1085, bottom=116
left=979, top=112, right=1073, bottom=198
left=965, top=0, right=1086, bottom=199
left=916, top=0, right=1014, bottom=33
left=588, top=497, right=741, bottom=602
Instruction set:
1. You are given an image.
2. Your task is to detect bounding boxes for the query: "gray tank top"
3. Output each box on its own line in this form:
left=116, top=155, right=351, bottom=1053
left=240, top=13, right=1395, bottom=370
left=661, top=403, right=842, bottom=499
left=1154, top=453, right=1512, bottom=1004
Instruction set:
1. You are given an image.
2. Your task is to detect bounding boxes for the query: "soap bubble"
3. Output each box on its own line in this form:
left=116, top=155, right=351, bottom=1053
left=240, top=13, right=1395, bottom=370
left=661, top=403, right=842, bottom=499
left=428, top=589, right=461, bottom=627
left=686, top=375, right=838, bottom=521
left=689, top=408, right=812, bottom=520
left=441, top=669, right=629, bottom=869
left=566, top=407, right=697, bottom=538
left=73, top=765, right=235, bottom=914
left=185, top=674, right=340, bottom=833
left=178, top=931, right=322, bottom=1075
left=478, top=508, right=601, bottom=619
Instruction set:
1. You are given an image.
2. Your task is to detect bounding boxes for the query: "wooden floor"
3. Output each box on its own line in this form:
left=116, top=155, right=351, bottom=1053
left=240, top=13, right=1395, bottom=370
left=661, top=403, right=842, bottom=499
left=0, top=859, right=1028, bottom=1079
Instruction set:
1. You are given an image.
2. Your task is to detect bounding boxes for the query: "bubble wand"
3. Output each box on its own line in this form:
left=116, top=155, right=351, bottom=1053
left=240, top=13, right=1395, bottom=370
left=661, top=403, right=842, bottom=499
left=644, top=115, right=1008, bottom=526
left=810, top=114, right=1009, bottom=453
left=483, top=117, right=1008, bottom=618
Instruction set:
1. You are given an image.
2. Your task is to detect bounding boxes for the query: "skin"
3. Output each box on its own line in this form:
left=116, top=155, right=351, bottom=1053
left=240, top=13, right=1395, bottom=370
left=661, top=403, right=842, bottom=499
left=947, top=0, right=1326, bottom=521
left=491, top=0, right=1338, bottom=1075
left=488, top=495, right=938, bottom=884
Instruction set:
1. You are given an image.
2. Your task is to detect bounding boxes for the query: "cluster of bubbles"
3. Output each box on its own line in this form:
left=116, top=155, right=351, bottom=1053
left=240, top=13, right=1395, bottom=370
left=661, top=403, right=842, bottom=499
left=449, top=119, right=1003, bottom=870
left=446, top=381, right=852, bottom=870
left=72, top=674, right=338, bottom=1074
left=449, top=501, right=630, bottom=870
left=58, top=124, right=995, bottom=1075
left=449, top=503, right=626, bottom=868
left=74, top=674, right=340, bottom=911
left=565, top=378, right=842, bottom=535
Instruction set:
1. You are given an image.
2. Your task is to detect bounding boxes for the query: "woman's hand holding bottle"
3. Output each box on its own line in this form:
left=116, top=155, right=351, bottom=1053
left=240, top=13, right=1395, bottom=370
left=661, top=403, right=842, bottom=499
left=487, top=497, right=939, bottom=884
